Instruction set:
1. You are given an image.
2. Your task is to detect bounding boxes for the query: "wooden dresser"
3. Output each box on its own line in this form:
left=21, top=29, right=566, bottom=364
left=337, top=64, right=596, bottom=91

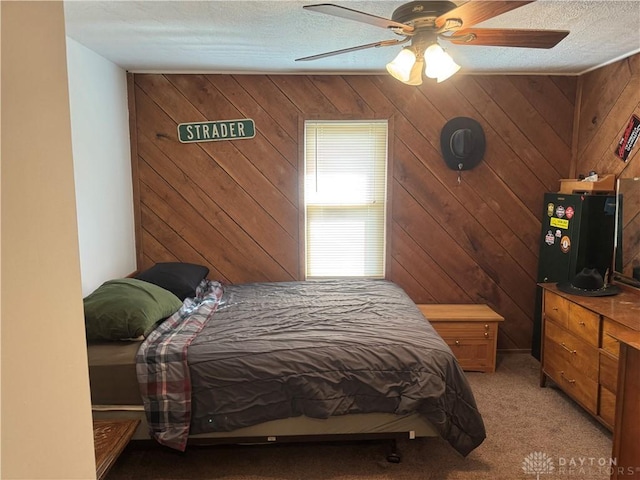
left=539, top=283, right=640, bottom=431
left=540, top=283, right=640, bottom=479
left=417, top=304, right=504, bottom=373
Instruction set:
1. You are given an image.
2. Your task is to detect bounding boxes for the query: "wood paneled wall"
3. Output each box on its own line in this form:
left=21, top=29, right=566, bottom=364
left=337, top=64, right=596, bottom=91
left=574, top=53, right=640, bottom=179
left=572, top=54, right=640, bottom=177
left=130, top=71, right=579, bottom=351
left=574, top=53, right=640, bottom=278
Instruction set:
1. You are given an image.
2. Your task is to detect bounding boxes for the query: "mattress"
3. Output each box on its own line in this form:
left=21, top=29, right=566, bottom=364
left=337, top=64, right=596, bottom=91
left=87, top=340, right=143, bottom=405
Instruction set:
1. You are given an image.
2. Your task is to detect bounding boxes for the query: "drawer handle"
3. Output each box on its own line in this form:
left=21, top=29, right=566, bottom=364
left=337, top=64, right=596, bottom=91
left=578, top=321, right=586, bottom=326
left=455, top=340, right=460, bottom=346
left=560, top=343, right=577, bottom=355
left=560, top=371, right=576, bottom=384
left=552, top=307, right=558, bottom=311
left=484, top=324, right=489, bottom=330
left=484, top=332, right=489, bottom=338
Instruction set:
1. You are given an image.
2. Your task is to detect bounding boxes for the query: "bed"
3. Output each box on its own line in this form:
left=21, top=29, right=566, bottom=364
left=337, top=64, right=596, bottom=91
left=86, top=272, right=486, bottom=459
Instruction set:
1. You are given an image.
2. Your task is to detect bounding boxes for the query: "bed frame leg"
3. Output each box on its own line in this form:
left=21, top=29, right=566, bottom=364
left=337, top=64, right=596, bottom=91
left=386, top=439, right=401, bottom=463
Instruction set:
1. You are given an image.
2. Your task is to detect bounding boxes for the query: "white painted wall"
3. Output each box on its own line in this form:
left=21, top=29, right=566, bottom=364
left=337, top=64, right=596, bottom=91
left=66, top=37, right=137, bottom=296
left=1, top=2, right=96, bottom=478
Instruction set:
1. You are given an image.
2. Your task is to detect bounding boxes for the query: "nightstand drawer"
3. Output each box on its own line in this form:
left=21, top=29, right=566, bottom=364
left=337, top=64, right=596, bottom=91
left=430, top=321, right=495, bottom=340
left=445, top=338, right=492, bottom=372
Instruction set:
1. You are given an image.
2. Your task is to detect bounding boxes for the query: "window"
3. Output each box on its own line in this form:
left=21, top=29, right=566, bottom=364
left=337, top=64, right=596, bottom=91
left=304, top=120, right=388, bottom=279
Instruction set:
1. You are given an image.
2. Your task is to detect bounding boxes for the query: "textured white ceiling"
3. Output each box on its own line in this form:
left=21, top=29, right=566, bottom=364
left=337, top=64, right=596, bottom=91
left=64, top=0, right=640, bottom=76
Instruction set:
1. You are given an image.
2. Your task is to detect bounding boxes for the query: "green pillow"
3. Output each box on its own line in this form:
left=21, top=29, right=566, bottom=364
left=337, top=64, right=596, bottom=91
left=84, top=278, right=183, bottom=341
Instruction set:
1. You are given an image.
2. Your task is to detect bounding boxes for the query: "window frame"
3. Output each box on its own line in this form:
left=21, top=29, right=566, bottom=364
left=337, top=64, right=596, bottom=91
left=297, top=114, right=394, bottom=280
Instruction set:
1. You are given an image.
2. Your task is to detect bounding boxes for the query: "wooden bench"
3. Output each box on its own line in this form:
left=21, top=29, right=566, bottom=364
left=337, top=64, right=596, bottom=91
left=417, top=304, right=504, bottom=373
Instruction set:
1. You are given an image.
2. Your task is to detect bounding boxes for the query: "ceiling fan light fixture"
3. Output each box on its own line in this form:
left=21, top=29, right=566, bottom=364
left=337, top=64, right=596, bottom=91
left=405, top=59, right=424, bottom=86
left=436, top=59, right=460, bottom=83
left=423, top=43, right=460, bottom=82
left=435, top=52, right=460, bottom=82
left=385, top=48, right=417, bottom=83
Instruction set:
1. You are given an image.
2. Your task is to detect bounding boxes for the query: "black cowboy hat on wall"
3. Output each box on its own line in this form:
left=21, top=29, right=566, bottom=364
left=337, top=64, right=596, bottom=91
left=440, top=117, right=486, bottom=172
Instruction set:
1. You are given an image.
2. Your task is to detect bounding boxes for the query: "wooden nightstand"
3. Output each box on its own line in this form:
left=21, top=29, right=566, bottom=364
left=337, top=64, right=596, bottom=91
left=94, top=419, right=139, bottom=480
left=417, top=304, right=504, bottom=373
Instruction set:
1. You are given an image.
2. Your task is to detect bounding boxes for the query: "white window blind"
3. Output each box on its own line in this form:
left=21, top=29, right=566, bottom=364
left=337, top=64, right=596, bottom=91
left=304, top=120, right=388, bottom=278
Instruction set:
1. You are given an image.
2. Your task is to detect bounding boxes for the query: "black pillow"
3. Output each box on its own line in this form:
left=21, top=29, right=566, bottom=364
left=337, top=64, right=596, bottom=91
left=135, top=262, right=209, bottom=300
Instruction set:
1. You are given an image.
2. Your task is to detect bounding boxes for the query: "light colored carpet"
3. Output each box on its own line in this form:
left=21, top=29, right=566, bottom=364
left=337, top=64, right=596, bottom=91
left=107, top=353, right=612, bottom=479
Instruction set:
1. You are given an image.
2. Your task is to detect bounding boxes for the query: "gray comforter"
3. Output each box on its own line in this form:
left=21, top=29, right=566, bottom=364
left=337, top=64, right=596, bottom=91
left=186, top=279, right=486, bottom=456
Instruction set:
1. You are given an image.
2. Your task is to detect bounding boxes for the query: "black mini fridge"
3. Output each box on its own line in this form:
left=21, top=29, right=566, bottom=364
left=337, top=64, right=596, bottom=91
left=531, top=192, right=617, bottom=359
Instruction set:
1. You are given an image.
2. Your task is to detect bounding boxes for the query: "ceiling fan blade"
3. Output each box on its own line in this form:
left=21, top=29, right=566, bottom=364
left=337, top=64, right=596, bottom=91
left=303, top=4, right=414, bottom=33
left=295, top=39, right=407, bottom=62
left=436, top=1, right=535, bottom=30
left=447, top=28, right=570, bottom=48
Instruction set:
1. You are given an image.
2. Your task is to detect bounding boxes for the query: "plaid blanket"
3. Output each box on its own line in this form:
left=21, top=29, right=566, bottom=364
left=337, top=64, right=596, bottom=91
left=136, top=279, right=224, bottom=451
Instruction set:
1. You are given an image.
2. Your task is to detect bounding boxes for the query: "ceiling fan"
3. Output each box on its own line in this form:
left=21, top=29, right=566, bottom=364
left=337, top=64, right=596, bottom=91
left=295, top=1, right=570, bottom=85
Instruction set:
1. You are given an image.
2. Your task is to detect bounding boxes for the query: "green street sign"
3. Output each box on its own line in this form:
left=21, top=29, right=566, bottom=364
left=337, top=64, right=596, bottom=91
left=177, top=119, right=255, bottom=143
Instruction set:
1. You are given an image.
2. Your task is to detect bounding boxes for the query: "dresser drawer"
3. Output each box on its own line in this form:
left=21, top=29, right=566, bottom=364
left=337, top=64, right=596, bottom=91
left=599, top=351, right=619, bottom=392
left=543, top=342, right=598, bottom=414
left=602, top=317, right=634, bottom=358
left=544, top=321, right=598, bottom=381
left=598, top=386, right=616, bottom=430
left=567, top=302, right=600, bottom=347
left=544, top=292, right=569, bottom=328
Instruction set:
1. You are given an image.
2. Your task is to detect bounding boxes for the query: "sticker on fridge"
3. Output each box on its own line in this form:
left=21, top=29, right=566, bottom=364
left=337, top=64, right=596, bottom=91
left=545, top=231, right=555, bottom=245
